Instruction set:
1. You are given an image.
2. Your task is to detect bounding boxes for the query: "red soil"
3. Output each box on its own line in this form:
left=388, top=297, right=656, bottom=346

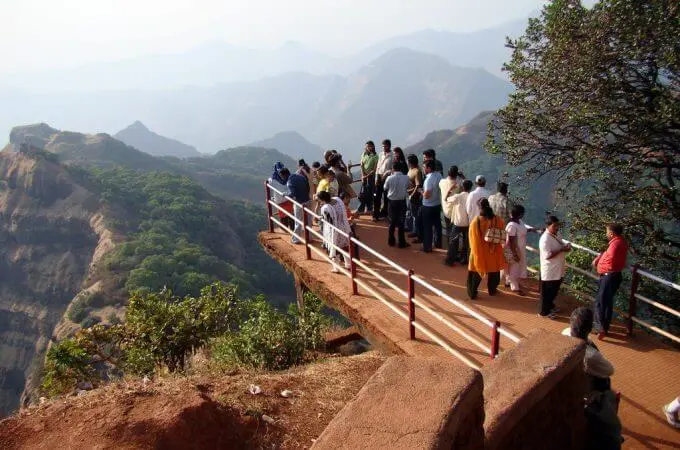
left=0, top=352, right=385, bottom=450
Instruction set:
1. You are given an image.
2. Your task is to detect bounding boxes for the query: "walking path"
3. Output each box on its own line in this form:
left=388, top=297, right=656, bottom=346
left=259, top=215, right=679, bottom=449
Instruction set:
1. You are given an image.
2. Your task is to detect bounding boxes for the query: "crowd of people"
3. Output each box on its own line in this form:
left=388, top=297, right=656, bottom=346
left=267, top=140, right=630, bottom=335
left=266, top=139, right=680, bottom=442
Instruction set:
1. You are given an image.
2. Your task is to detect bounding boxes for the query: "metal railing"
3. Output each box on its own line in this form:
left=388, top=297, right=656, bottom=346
left=525, top=225, right=679, bottom=344
left=265, top=182, right=521, bottom=370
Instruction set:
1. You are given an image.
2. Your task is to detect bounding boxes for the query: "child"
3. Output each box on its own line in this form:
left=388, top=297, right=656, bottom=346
left=340, top=192, right=360, bottom=260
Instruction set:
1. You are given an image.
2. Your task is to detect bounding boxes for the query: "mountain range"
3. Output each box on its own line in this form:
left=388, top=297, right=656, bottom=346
left=0, top=18, right=526, bottom=93
left=0, top=48, right=512, bottom=156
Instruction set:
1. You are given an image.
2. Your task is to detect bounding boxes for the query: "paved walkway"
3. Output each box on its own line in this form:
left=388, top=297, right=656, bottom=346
left=260, top=215, right=679, bottom=449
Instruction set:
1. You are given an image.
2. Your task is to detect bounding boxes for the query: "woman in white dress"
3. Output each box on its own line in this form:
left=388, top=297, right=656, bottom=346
left=505, top=204, right=529, bottom=294
left=317, top=191, right=352, bottom=273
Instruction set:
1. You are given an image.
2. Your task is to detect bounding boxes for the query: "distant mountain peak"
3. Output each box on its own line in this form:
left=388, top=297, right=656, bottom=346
left=128, top=120, right=149, bottom=131
left=114, top=122, right=199, bottom=158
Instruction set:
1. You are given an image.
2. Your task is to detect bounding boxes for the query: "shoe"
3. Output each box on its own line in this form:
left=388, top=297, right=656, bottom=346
left=412, top=239, right=422, bottom=244
left=443, top=260, right=454, bottom=267
left=538, top=313, right=556, bottom=320
left=504, top=282, right=511, bottom=288
left=408, top=232, right=418, bottom=238
left=330, top=266, right=340, bottom=273
left=551, top=306, right=560, bottom=313
left=371, top=217, right=379, bottom=222
left=597, top=331, right=607, bottom=341
left=511, top=290, right=526, bottom=296
left=663, top=404, right=680, bottom=429
left=398, top=243, right=411, bottom=249
left=488, top=290, right=497, bottom=296
left=388, top=241, right=395, bottom=247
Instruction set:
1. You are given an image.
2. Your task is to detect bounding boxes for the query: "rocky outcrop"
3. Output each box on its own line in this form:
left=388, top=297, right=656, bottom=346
left=0, top=151, right=116, bottom=416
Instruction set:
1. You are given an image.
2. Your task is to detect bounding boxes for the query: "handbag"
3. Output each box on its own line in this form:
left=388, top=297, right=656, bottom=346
left=503, top=246, right=515, bottom=263
left=482, top=217, right=507, bottom=245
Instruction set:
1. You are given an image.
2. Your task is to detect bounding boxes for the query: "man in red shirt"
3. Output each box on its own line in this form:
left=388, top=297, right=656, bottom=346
left=592, top=223, right=628, bottom=339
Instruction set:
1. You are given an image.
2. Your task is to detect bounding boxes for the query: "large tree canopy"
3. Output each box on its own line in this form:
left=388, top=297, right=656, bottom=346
left=488, top=0, right=680, bottom=271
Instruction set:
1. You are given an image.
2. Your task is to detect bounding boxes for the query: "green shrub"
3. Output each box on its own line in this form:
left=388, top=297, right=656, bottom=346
left=212, top=293, right=330, bottom=371
left=80, top=315, right=101, bottom=329
left=67, top=298, right=87, bottom=323
left=41, top=339, right=94, bottom=397
left=124, top=282, right=241, bottom=372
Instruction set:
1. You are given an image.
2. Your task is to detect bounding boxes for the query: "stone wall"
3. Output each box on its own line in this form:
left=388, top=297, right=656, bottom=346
left=482, top=329, right=586, bottom=450
left=312, top=356, right=485, bottom=450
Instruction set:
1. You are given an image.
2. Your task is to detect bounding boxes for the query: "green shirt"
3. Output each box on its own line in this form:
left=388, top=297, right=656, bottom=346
left=361, top=152, right=378, bottom=175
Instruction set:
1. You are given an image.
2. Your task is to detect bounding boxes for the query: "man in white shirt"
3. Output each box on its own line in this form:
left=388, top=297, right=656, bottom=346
left=539, top=216, right=572, bottom=318
left=466, top=175, right=491, bottom=221
left=444, top=179, right=472, bottom=265
left=373, top=139, right=393, bottom=221
left=383, top=162, right=410, bottom=248
left=488, top=182, right=510, bottom=224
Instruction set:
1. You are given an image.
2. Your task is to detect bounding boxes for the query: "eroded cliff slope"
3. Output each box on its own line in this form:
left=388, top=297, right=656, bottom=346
left=0, top=149, right=114, bottom=416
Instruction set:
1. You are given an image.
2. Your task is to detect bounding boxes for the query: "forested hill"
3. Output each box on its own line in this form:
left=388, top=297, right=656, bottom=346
left=8, top=123, right=296, bottom=203
left=0, top=125, right=294, bottom=416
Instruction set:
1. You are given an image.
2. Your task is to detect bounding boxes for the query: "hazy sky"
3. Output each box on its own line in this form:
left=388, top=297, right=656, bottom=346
left=1, top=0, right=548, bottom=74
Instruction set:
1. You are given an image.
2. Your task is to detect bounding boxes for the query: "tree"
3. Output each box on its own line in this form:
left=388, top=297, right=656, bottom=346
left=487, top=0, right=680, bottom=272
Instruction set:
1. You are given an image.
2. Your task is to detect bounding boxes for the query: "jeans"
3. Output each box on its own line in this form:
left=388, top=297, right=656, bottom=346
left=467, top=271, right=500, bottom=299
left=540, top=279, right=563, bottom=315
left=405, top=196, right=421, bottom=233
left=594, top=272, right=622, bottom=332
left=373, top=176, right=389, bottom=219
left=292, top=201, right=310, bottom=244
left=387, top=199, right=407, bottom=247
left=419, top=205, right=442, bottom=252
left=357, top=176, right=375, bottom=213
left=445, top=225, right=469, bottom=264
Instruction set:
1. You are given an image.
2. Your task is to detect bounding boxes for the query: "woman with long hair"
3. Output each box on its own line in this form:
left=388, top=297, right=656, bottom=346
left=392, top=147, right=408, bottom=174
left=317, top=191, right=352, bottom=273
left=467, top=198, right=505, bottom=299
left=505, top=204, right=529, bottom=294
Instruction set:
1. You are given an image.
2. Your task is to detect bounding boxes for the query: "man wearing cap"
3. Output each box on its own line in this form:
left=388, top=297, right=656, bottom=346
left=466, top=175, right=491, bottom=221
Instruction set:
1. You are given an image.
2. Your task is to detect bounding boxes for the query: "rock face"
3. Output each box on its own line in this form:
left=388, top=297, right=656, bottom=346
left=114, top=121, right=201, bottom=158
left=0, top=149, right=114, bottom=416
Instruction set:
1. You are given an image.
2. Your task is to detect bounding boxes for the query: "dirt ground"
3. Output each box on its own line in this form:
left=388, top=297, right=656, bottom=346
left=0, top=352, right=385, bottom=450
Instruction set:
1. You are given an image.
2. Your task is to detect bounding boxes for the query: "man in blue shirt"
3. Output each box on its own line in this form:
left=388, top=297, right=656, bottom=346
left=283, top=168, right=311, bottom=244
left=418, top=160, right=443, bottom=252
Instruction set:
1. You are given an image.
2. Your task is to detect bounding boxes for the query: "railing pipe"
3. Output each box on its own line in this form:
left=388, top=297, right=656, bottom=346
left=627, top=264, right=640, bottom=336
left=407, top=269, right=416, bottom=340
left=349, top=239, right=358, bottom=295
left=303, top=209, right=311, bottom=260
left=491, top=321, right=501, bottom=359
left=264, top=182, right=274, bottom=233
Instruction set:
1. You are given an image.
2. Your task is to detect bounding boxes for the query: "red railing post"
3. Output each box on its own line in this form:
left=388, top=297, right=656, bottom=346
left=349, top=239, right=358, bottom=295
left=407, top=269, right=416, bottom=340
left=490, top=321, right=501, bottom=359
left=264, top=181, right=274, bottom=233
left=627, top=264, right=640, bottom=336
left=303, top=208, right=311, bottom=260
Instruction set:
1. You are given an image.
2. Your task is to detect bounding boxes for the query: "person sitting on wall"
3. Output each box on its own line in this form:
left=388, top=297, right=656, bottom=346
left=562, top=307, right=622, bottom=450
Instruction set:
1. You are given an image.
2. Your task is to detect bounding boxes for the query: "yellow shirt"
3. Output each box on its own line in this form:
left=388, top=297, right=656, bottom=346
left=317, top=179, right=330, bottom=193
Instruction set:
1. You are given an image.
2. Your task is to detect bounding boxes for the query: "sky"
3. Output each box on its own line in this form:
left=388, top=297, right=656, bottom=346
left=0, top=0, right=548, bottom=74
